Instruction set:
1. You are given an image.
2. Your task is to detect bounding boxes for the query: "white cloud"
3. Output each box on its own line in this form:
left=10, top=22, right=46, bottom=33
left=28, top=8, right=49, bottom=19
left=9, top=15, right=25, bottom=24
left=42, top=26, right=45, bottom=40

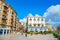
left=35, top=14, right=40, bottom=17
left=44, top=5, right=60, bottom=27
left=19, top=18, right=27, bottom=26
left=19, top=18, right=27, bottom=23
left=44, top=5, right=60, bottom=26
left=28, top=13, right=33, bottom=17
left=19, top=13, right=33, bottom=23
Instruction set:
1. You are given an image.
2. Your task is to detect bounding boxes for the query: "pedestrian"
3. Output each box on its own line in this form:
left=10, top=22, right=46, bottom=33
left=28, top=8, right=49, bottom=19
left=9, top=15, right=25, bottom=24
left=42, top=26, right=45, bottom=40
left=25, top=27, right=28, bottom=37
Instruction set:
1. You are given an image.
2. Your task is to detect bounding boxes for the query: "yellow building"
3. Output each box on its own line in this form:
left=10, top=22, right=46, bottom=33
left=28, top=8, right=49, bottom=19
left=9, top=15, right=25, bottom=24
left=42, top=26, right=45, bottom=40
left=20, top=22, right=24, bottom=26
left=45, top=23, right=53, bottom=31
left=0, top=0, right=19, bottom=34
left=19, top=22, right=24, bottom=32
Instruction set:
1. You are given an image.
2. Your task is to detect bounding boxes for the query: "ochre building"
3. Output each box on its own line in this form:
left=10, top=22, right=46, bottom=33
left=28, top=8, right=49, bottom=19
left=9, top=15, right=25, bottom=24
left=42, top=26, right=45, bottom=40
left=0, top=0, right=20, bottom=34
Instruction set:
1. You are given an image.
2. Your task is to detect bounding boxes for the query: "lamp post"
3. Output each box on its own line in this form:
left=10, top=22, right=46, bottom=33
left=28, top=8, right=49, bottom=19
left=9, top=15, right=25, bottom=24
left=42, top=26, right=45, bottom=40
left=25, top=18, right=28, bottom=37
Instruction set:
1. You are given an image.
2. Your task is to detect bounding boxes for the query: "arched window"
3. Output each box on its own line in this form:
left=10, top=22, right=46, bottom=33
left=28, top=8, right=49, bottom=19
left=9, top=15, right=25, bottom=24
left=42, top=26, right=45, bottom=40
left=38, top=24, right=40, bottom=26
left=30, top=18, right=32, bottom=21
left=41, top=18, right=43, bottom=21
left=34, top=24, right=36, bottom=27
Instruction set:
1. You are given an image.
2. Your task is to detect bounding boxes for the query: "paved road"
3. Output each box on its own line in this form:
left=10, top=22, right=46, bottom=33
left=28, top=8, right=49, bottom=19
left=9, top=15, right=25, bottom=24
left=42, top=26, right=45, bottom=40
left=27, top=34, right=58, bottom=40
left=0, top=33, right=58, bottom=40
left=0, top=33, right=27, bottom=40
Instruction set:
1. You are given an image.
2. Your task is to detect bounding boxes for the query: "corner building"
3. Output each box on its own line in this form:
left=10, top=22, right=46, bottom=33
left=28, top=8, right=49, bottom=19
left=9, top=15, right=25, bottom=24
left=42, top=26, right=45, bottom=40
left=27, top=15, right=48, bottom=32
left=0, top=0, right=19, bottom=34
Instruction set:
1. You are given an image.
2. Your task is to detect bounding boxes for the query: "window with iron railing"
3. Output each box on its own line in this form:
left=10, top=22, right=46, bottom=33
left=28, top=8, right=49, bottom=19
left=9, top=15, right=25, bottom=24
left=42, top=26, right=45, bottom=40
left=4, top=6, right=8, bottom=10
left=11, top=22, right=13, bottom=26
left=34, top=24, right=36, bottom=27
left=2, top=20, right=7, bottom=25
left=3, top=10, right=7, bottom=14
left=12, top=12, right=13, bottom=14
left=38, top=24, right=40, bottom=26
left=2, top=15, right=7, bottom=20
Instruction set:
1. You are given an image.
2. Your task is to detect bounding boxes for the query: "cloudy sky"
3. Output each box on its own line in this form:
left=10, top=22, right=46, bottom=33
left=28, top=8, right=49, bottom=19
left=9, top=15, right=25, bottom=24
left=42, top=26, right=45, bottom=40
left=5, top=0, right=60, bottom=27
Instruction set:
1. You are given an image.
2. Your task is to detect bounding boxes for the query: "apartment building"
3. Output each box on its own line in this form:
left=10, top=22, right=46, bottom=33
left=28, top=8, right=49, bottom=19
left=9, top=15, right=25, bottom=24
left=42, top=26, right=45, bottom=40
left=0, top=0, right=19, bottom=34
left=26, top=14, right=47, bottom=32
left=19, top=22, right=24, bottom=32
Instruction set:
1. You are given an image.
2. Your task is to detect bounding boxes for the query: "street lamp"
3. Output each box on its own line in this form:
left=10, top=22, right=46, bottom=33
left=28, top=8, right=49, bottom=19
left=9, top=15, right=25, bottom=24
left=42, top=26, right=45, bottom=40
left=25, top=18, right=28, bottom=37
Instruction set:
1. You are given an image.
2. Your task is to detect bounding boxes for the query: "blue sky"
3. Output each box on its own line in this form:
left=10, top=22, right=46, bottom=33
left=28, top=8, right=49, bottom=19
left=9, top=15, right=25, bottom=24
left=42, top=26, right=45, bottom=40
left=5, top=0, right=60, bottom=19
left=5, top=0, right=60, bottom=27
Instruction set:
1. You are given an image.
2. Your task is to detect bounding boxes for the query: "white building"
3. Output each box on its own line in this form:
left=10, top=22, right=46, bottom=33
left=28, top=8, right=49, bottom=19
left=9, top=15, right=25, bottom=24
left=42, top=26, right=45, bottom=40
left=26, top=14, right=48, bottom=32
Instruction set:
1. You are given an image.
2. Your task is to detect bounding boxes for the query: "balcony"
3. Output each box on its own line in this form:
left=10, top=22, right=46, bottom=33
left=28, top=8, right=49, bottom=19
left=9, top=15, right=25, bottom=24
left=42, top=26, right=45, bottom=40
left=4, top=6, right=8, bottom=10
left=2, top=15, right=7, bottom=21
left=2, top=21, right=7, bottom=25
left=2, top=13, right=7, bottom=16
left=3, top=9, right=8, bottom=12
left=11, top=21, right=13, bottom=26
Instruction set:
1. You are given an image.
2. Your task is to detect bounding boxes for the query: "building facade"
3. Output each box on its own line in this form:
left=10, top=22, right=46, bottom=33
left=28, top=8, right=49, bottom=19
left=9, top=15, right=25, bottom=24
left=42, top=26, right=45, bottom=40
left=0, top=0, right=19, bottom=34
left=26, top=14, right=48, bottom=32
left=19, top=22, right=24, bottom=32
left=56, top=26, right=60, bottom=32
left=45, top=23, right=53, bottom=31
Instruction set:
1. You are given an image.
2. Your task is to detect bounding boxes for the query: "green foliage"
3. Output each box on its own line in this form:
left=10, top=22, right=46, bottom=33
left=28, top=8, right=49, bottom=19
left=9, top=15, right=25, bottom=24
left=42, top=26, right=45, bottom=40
left=53, top=32, right=60, bottom=38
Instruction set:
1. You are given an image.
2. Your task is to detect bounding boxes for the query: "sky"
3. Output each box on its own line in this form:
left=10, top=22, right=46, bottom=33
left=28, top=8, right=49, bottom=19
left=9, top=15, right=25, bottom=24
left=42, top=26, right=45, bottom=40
left=5, top=0, right=60, bottom=27
left=5, top=0, right=60, bottom=19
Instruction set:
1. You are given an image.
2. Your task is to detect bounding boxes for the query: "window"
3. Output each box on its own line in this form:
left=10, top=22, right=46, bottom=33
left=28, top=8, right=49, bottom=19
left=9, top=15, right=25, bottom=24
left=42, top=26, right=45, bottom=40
left=38, top=18, right=40, bottom=21
left=11, top=22, right=13, bottom=25
left=29, top=24, right=32, bottom=26
left=30, top=18, right=32, bottom=21
left=2, top=20, right=7, bottom=25
left=11, top=18, right=13, bottom=21
left=3, top=10, right=7, bottom=13
left=2, top=15, right=7, bottom=20
left=12, top=12, right=14, bottom=14
left=42, top=24, right=44, bottom=27
left=34, top=18, right=36, bottom=21
left=34, top=24, right=36, bottom=26
left=38, top=24, right=40, bottom=26
left=41, top=18, right=43, bottom=21
left=4, top=6, right=8, bottom=9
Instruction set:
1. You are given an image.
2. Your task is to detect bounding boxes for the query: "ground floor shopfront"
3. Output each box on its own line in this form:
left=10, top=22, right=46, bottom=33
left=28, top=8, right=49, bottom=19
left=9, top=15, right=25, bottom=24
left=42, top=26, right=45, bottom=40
left=27, top=27, right=49, bottom=32
left=0, top=25, right=17, bottom=35
left=0, top=28, right=10, bottom=35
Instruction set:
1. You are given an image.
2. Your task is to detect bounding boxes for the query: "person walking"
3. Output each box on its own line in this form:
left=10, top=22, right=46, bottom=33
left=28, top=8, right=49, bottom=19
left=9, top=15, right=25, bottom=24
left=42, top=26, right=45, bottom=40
left=25, top=27, right=28, bottom=37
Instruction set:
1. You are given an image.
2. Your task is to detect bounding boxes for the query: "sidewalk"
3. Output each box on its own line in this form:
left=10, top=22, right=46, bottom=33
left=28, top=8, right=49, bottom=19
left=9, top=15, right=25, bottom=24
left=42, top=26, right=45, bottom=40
left=1, top=33, right=27, bottom=40
left=0, top=33, right=58, bottom=40
left=27, top=34, right=58, bottom=40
